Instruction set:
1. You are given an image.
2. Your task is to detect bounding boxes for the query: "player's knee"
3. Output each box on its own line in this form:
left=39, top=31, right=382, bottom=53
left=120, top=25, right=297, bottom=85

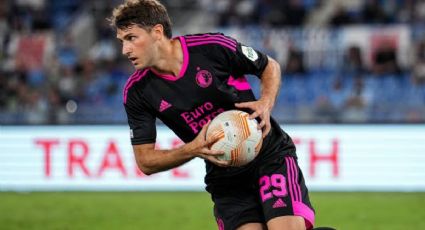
left=267, top=216, right=306, bottom=230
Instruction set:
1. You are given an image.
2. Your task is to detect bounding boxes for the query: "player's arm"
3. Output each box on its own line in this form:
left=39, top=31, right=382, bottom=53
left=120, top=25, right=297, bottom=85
left=126, top=90, right=227, bottom=175
left=235, top=56, right=281, bottom=137
left=217, top=36, right=281, bottom=137
left=132, top=123, right=228, bottom=175
left=259, top=56, right=281, bottom=110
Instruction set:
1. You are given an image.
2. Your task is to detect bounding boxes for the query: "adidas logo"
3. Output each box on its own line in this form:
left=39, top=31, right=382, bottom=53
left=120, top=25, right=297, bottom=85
left=272, top=198, right=286, bottom=208
left=159, top=100, right=172, bottom=112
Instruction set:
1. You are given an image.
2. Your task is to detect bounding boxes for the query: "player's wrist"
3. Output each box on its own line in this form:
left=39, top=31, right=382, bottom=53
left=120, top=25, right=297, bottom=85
left=180, top=141, right=200, bottom=158
left=259, top=96, right=275, bottom=110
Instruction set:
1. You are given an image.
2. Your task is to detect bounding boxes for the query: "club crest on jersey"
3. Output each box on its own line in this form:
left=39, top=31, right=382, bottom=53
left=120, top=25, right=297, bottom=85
left=195, top=69, right=213, bottom=88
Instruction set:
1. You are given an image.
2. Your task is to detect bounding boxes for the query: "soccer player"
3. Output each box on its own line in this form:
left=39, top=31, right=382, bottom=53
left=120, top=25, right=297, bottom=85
left=110, top=0, right=315, bottom=229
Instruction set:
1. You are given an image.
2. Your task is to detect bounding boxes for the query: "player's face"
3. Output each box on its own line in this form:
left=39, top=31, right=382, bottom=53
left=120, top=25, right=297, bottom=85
left=117, top=25, right=156, bottom=69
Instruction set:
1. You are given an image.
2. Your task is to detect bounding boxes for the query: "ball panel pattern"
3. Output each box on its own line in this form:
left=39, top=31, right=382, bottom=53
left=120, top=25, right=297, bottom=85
left=206, top=110, right=262, bottom=167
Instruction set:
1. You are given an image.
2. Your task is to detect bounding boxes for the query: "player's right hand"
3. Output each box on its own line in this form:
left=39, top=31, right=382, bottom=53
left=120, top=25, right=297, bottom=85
left=189, top=121, right=230, bottom=167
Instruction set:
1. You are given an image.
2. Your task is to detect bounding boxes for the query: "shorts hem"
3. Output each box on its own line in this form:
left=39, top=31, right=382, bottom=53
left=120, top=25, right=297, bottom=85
left=234, top=219, right=263, bottom=230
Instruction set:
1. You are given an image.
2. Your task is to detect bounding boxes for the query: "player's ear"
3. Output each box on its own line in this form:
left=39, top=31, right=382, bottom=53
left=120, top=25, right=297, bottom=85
left=151, top=24, right=164, bottom=41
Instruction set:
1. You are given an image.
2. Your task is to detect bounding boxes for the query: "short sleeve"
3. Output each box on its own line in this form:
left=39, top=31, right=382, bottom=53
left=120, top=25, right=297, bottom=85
left=225, top=37, right=269, bottom=78
left=124, top=93, right=156, bottom=145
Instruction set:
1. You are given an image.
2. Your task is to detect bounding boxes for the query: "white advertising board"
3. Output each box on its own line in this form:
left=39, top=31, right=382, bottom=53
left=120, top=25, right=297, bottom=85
left=0, top=125, right=424, bottom=191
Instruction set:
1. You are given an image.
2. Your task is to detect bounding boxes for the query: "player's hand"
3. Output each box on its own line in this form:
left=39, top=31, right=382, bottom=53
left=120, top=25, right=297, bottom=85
left=189, top=121, right=230, bottom=167
left=235, top=99, right=272, bottom=138
left=198, top=153, right=230, bottom=167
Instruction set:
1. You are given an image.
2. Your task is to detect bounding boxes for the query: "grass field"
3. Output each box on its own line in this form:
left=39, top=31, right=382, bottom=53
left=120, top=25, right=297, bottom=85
left=0, top=192, right=424, bottom=230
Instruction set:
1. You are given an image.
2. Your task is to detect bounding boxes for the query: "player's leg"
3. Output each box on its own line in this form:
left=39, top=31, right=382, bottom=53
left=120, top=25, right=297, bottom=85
left=257, top=155, right=315, bottom=230
left=209, top=173, right=266, bottom=230
left=212, top=192, right=264, bottom=230
left=209, top=171, right=276, bottom=230
left=267, top=216, right=305, bottom=230
left=236, top=222, right=266, bottom=230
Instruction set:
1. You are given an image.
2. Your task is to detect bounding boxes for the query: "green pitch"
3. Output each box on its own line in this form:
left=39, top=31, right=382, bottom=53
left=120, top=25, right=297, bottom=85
left=0, top=192, right=423, bottom=230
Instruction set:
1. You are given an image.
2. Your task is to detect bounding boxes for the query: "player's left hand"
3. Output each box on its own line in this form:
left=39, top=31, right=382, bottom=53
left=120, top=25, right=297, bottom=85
left=235, top=99, right=272, bottom=138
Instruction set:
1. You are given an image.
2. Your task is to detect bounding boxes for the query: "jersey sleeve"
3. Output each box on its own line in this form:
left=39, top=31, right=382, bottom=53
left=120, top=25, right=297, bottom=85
left=223, top=36, right=269, bottom=78
left=124, top=91, right=156, bottom=145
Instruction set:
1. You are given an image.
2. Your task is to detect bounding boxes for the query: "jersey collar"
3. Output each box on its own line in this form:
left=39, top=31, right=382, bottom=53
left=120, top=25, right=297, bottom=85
left=150, top=36, right=189, bottom=81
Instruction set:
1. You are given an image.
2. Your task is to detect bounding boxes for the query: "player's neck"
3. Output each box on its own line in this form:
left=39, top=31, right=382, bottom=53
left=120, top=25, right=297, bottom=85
left=151, top=38, right=183, bottom=77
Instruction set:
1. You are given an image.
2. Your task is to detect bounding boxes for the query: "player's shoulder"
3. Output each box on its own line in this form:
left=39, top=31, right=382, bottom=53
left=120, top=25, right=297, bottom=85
left=182, top=32, right=238, bottom=53
left=123, top=68, right=151, bottom=104
left=184, top=32, right=235, bottom=40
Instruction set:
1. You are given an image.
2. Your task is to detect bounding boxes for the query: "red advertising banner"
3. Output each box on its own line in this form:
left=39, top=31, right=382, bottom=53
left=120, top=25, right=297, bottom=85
left=1, top=125, right=424, bottom=191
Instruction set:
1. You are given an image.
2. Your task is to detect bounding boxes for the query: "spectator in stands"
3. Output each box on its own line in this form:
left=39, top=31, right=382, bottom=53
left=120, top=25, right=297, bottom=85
left=339, top=45, right=366, bottom=78
left=412, top=39, right=425, bottom=85
left=0, top=71, right=6, bottom=109
left=57, top=33, right=78, bottom=68
left=25, top=89, right=48, bottom=124
left=315, top=78, right=352, bottom=123
left=372, top=40, right=401, bottom=75
left=413, top=0, right=425, bottom=24
left=342, top=78, right=368, bottom=122
left=255, top=0, right=286, bottom=26
left=284, top=0, right=307, bottom=26
left=1, top=0, right=425, bottom=124
left=46, top=87, right=65, bottom=124
left=315, top=95, right=338, bottom=122
left=329, top=5, right=353, bottom=27
left=284, top=47, right=306, bottom=75
left=396, top=0, right=415, bottom=23
left=89, top=21, right=118, bottom=62
left=31, top=7, right=51, bottom=30
left=262, top=34, right=278, bottom=61
left=217, top=0, right=243, bottom=26
left=57, top=66, right=79, bottom=100
left=0, top=0, right=9, bottom=60
left=361, top=0, right=390, bottom=24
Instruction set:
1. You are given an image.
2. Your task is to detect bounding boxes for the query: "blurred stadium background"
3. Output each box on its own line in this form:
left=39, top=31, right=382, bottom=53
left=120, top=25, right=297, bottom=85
left=1, top=0, right=425, bottom=229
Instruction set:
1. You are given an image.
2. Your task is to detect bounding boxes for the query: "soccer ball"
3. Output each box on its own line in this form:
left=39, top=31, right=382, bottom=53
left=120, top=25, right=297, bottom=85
left=206, top=110, right=263, bottom=167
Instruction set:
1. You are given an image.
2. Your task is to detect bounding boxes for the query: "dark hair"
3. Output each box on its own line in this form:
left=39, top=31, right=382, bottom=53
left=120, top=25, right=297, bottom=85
left=109, top=0, right=172, bottom=38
